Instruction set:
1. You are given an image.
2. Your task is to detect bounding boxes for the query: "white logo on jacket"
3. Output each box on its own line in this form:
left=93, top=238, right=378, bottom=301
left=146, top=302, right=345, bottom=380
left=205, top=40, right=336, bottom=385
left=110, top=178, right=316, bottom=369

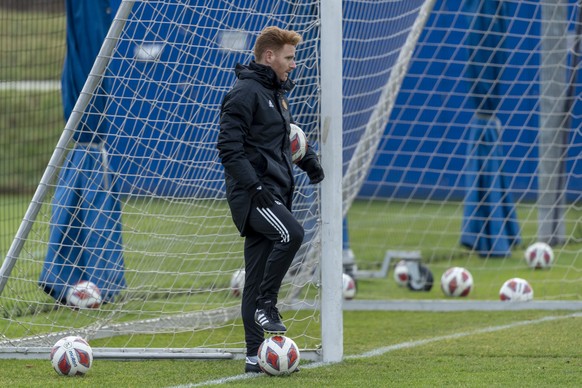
left=268, top=100, right=274, bottom=108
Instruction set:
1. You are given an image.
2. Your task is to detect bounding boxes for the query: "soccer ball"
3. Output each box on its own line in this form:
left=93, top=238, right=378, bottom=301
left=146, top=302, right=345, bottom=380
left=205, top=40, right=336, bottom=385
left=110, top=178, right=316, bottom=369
left=524, top=242, right=554, bottom=269
left=393, top=260, right=409, bottom=287
left=257, top=335, right=300, bottom=376
left=342, top=273, right=356, bottom=300
left=66, top=281, right=102, bottom=309
left=230, top=269, right=245, bottom=297
left=499, top=277, right=534, bottom=301
left=440, top=267, right=473, bottom=297
left=289, top=123, right=308, bottom=163
left=50, top=336, right=93, bottom=376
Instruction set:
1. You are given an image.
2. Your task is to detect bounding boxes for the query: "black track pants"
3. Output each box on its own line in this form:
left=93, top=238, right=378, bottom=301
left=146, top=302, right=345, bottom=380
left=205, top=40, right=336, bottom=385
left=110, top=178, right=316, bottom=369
left=241, top=201, right=304, bottom=356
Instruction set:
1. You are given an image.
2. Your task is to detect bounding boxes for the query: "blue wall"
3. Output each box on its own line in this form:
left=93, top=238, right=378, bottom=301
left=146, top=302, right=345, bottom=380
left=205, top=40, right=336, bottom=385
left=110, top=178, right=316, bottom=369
left=106, top=1, right=581, bottom=202
left=361, top=0, right=581, bottom=202
left=106, top=1, right=316, bottom=197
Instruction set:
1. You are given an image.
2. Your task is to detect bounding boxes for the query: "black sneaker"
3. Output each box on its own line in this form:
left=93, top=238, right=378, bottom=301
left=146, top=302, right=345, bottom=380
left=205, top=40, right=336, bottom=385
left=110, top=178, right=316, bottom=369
left=245, top=357, right=263, bottom=373
left=254, top=300, right=287, bottom=334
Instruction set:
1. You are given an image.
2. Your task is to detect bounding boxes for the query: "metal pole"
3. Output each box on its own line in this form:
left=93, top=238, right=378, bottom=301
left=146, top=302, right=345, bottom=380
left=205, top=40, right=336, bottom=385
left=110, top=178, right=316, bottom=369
left=320, top=0, right=344, bottom=363
left=538, top=0, right=568, bottom=245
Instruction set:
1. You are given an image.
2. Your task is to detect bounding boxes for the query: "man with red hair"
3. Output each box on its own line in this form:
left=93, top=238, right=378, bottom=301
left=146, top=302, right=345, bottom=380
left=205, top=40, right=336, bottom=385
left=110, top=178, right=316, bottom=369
left=218, top=26, right=324, bottom=373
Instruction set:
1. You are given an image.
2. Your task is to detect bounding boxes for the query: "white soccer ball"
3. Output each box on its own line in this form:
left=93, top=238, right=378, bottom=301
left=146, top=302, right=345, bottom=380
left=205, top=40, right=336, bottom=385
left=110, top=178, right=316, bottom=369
left=66, top=281, right=102, bottom=309
left=50, top=336, right=93, bottom=376
left=342, top=273, right=356, bottom=300
left=230, top=269, right=245, bottom=297
left=440, top=267, right=473, bottom=297
left=524, top=242, right=554, bottom=269
left=393, top=260, right=409, bottom=287
left=257, top=335, right=300, bottom=376
left=289, top=123, right=308, bottom=163
left=499, top=277, right=534, bottom=301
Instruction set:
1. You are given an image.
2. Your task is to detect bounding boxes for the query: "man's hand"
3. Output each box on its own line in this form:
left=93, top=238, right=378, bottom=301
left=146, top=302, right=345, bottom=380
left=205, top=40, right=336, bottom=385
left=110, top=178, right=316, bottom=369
left=303, top=158, right=325, bottom=184
left=248, top=184, right=275, bottom=208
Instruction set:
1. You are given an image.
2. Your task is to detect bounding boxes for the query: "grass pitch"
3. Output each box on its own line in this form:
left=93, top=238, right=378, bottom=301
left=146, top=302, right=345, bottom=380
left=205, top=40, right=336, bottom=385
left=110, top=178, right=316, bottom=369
left=0, top=310, right=579, bottom=387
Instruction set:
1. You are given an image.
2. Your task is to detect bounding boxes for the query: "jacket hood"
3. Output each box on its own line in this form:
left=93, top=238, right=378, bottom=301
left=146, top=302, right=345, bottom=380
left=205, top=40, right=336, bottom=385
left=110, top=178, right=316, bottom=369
left=235, top=61, right=295, bottom=92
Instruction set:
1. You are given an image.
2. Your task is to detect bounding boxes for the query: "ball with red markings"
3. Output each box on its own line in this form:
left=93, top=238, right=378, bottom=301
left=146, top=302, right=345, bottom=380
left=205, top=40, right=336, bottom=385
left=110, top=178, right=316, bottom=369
left=524, top=242, right=554, bottom=269
left=257, top=335, right=300, bottom=376
left=66, top=281, right=102, bottom=309
left=229, top=269, right=245, bottom=297
left=499, top=277, right=534, bottom=301
left=393, top=260, right=409, bottom=287
left=289, top=124, right=308, bottom=163
left=440, top=267, right=473, bottom=297
left=342, top=273, right=357, bottom=300
left=50, top=336, right=93, bottom=376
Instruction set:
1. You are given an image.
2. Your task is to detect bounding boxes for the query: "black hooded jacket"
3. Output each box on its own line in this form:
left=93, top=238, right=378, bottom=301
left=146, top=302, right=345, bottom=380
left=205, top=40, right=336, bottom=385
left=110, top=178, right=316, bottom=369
left=217, top=61, right=319, bottom=235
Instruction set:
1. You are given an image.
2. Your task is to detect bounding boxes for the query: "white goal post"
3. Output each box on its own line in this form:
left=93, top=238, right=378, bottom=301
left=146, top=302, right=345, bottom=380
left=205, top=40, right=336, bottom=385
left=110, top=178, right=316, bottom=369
left=0, top=0, right=435, bottom=361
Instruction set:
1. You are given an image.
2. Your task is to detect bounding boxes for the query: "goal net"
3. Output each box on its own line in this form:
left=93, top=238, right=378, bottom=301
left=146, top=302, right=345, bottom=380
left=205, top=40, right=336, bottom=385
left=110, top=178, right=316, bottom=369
left=344, top=0, right=582, bottom=307
left=4, top=0, right=580, bottom=362
left=0, top=0, right=434, bottom=360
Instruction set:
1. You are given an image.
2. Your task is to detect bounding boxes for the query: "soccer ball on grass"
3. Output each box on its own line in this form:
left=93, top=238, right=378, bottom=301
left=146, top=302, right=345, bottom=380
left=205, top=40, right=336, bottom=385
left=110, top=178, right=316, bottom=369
left=230, top=269, right=245, bottom=297
left=393, top=260, right=409, bottom=287
left=524, top=242, right=554, bottom=269
left=66, top=281, right=102, bottom=309
left=342, top=273, right=356, bottom=300
left=440, top=267, right=473, bottom=297
left=393, top=260, right=433, bottom=291
left=50, top=336, right=93, bottom=376
left=258, top=335, right=300, bottom=376
left=499, top=277, right=534, bottom=301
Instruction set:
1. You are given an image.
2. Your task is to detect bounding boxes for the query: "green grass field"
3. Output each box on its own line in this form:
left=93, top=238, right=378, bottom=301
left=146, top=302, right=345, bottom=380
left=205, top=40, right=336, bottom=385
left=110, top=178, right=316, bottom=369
left=0, top=8, right=65, bottom=81
left=0, top=8, right=65, bottom=194
left=1, top=310, right=580, bottom=387
left=1, top=195, right=580, bottom=386
left=1, top=195, right=581, bottom=386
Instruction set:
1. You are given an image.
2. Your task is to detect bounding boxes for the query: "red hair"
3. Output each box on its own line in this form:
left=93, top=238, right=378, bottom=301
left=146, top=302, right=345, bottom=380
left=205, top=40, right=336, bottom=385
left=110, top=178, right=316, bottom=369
left=254, top=26, right=302, bottom=61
